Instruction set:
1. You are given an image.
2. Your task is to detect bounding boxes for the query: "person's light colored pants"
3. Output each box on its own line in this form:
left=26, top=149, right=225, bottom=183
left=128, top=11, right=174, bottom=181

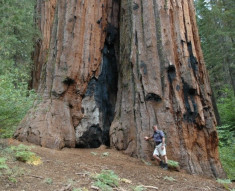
left=153, top=143, right=166, bottom=156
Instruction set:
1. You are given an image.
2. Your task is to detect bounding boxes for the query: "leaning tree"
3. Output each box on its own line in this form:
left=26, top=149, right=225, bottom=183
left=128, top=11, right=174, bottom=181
left=15, top=0, right=225, bottom=178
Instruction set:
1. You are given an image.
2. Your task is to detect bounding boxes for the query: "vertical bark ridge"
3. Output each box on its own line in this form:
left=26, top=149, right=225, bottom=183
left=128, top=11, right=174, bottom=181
left=110, top=0, right=225, bottom=178
left=31, top=0, right=57, bottom=90
left=15, top=0, right=115, bottom=149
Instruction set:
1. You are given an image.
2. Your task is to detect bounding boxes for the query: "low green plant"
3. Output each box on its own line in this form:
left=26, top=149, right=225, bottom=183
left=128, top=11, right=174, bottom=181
left=93, top=170, right=119, bottom=191
left=133, top=185, right=146, bottom=191
left=10, top=144, right=41, bottom=164
left=8, top=176, right=17, bottom=183
left=67, top=178, right=76, bottom=185
left=217, top=179, right=233, bottom=191
left=0, top=157, right=8, bottom=169
left=217, top=125, right=235, bottom=179
left=219, top=145, right=235, bottom=180
left=141, top=159, right=152, bottom=166
left=216, top=179, right=232, bottom=184
left=102, top=152, right=110, bottom=157
left=164, top=176, right=176, bottom=182
left=44, top=178, right=53, bottom=185
left=4, top=166, right=25, bottom=183
left=0, top=72, right=36, bottom=138
left=11, top=144, right=33, bottom=162
left=167, top=160, right=179, bottom=168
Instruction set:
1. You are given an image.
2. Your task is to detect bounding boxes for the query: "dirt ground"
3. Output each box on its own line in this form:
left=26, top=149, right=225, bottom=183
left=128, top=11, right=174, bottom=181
left=0, top=139, right=233, bottom=191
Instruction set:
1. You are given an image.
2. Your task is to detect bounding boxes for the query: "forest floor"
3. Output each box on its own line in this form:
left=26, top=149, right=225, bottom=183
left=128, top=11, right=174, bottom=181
left=0, top=138, right=234, bottom=191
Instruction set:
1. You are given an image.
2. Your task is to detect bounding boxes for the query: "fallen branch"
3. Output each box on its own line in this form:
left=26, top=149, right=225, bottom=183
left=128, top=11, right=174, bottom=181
left=26, top=175, right=44, bottom=179
left=75, top=172, right=89, bottom=177
left=91, top=185, right=99, bottom=190
left=141, top=185, right=158, bottom=190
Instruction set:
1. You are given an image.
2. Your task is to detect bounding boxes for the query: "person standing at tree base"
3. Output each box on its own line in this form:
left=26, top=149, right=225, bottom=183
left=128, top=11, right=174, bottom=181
left=145, top=125, right=168, bottom=169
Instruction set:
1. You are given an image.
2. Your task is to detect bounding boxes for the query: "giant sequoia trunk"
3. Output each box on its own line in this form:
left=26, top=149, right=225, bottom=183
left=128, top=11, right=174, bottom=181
left=15, top=0, right=225, bottom=178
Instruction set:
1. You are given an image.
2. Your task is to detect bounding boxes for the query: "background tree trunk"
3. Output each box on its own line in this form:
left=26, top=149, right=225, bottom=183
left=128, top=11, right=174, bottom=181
left=15, top=0, right=225, bottom=178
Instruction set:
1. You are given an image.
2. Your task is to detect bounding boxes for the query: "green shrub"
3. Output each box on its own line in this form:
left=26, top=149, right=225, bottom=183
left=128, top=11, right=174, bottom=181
left=219, top=145, right=235, bottom=180
left=10, top=144, right=40, bottom=164
left=0, top=72, right=36, bottom=138
left=164, top=176, right=176, bottom=182
left=0, top=157, right=8, bottom=169
left=216, top=88, right=235, bottom=180
left=43, top=178, right=53, bottom=185
left=93, top=170, right=119, bottom=191
left=217, top=87, right=235, bottom=128
left=0, top=0, right=38, bottom=138
left=216, top=179, right=232, bottom=184
left=168, top=160, right=179, bottom=168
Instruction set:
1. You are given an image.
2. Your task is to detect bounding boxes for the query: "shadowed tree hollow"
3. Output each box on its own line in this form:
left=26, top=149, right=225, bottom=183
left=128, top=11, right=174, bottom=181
left=15, top=0, right=225, bottom=178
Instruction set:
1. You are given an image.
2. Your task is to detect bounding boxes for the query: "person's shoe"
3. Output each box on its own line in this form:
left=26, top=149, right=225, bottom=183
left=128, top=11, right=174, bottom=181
left=163, top=163, right=168, bottom=170
left=159, top=161, right=164, bottom=168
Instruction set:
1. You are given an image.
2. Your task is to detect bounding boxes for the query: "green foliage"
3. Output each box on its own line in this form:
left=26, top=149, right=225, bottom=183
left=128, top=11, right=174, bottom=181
left=195, top=0, right=235, bottom=98
left=10, top=144, right=40, bottom=164
left=0, top=157, right=8, bottom=169
left=141, top=159, right=152, bottom=166
left=217, top=179, right=233, bottom=191
left=195, top=0, right=235, bottom=180
left=0, top=0, right=38, bottom=138
left=167, top=160, right=179, bottom=168
left=0, top=0, right=39, bottom=73
left=164, top=176, right=176, bottom=182
left=5, top=166, right=25, bottom=183
left=217, top=125, right=234, bottom=147
left=217, top=87, right=235, bottom=129
left=133, top=185, right=146, bottom=191
left=217, top=179, right=232, bottom=184
left=93, top=170, right=119, bottom=191
left=0, top=145, right=27, bottom=183
left=8, top=176, right=17, bottom=183
left=219, top=144, right=235, bottom=180
left=43, top=178, right=53, bottom=185
left=0, top=73, right=36, bottom=138
left=216, top=88, right=235, bottom=180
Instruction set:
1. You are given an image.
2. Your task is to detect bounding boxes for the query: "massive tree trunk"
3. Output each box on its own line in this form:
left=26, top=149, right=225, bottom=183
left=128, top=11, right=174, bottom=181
left=15, top=0, right=225, bottom=178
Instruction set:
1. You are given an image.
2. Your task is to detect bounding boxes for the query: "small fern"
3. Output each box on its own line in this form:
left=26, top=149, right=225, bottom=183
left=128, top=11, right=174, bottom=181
left=0, top=157, right=8, bottom=169
left=168, top=160, right=179, bottom=167
left=93, top=170, right=119, bottom=190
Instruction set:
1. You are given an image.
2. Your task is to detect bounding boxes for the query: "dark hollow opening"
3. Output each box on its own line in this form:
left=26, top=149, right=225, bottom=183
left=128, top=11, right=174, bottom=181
left=76, top=24, right=119, bottom=148
left=76, top=125, right=103, bottom=148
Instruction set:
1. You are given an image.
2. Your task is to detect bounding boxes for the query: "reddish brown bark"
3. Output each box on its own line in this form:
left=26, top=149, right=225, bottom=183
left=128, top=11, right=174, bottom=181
left=15, top=0, right=225, bottom=178
left=110, top=0, right=225, bottom=178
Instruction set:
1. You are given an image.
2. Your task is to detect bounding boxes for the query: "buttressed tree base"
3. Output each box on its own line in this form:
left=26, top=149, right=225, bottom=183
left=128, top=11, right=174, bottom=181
left=14, top=0, right=225, bottom=178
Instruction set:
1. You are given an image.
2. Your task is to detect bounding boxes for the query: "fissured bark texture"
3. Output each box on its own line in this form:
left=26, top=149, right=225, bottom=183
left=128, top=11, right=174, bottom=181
left=15, top=0, right=119, bottom=149
left=15, top=0, right=225, bottom=178
left=109, top=0, right=225, bottom=178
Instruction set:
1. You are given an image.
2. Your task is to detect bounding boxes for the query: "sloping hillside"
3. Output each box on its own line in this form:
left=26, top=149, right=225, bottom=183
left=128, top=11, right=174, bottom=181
left=0, top=139, right=233, bottom=191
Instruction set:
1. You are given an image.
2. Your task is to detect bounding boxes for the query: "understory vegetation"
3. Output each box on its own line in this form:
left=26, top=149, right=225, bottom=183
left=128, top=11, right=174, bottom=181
left=0, top=143, right=41, bottom=183
left=0, top=0, right=37, bottom=138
